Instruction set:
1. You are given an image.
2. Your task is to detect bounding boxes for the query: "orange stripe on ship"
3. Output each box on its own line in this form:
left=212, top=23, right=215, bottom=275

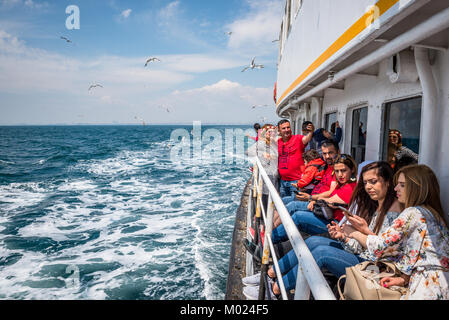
left=277, top=0, right=399, bottom=106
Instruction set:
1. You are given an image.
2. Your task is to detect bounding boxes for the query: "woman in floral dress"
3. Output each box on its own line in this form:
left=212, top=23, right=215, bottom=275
left=345, top=164, right=449, bottom=300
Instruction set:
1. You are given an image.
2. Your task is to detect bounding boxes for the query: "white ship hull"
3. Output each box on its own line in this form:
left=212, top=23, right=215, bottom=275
left=275, top=0, right=449, bottom=215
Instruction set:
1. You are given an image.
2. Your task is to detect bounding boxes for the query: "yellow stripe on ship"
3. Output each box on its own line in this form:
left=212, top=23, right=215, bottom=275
left=277, top=0, right=399, bottom=106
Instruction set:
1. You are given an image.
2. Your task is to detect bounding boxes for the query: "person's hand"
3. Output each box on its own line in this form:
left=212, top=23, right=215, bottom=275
left=342, top=224, right=358, bottom=238
left=295, top=192, right=310, bottom=201
left=380, top=277, right=406, bottom=288
left=306, top=123, right=314, bottom=133
left=327, top=221, right=345, bottom=241
left=307, top=201, right=315, bottom=211
left=346, top=215, right=373, bottom=235
left=291, top=183, right=298, bottom=189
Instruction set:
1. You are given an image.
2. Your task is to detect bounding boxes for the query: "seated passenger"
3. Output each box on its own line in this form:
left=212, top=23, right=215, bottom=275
left=306, top=161, right=402, bottom=279
left=292, top=149, right=326, bottom=195
left=345, top=164, right=449, bottom=300
left=278, top=139, right=340, bottom=215
left=243, top=161, right=401, bottom=299
left=271, top=154, right=358, bottom=243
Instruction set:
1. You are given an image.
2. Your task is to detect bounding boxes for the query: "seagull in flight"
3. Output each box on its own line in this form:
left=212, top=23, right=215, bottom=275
left=158, top=105, right=171, bottom=113
left=242, top=57, right=264, bottom=72
left=60, top=36, right=72, bottom=43
left=251, top=104, right=270, bottom=109
left=145, top=57, right=161, bottom=67
left=224, top=31, right=233, bottom=36
left=88, top=84, right=103, bottom=92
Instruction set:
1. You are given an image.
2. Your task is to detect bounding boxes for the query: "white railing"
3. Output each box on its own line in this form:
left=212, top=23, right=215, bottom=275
left=246, top=156, right=336, bottom=300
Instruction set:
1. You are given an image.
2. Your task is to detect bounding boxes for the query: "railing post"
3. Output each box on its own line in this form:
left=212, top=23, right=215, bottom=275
left=294, top=264, right=311, bottom=300
left=258, top=195, right=275, bottom=300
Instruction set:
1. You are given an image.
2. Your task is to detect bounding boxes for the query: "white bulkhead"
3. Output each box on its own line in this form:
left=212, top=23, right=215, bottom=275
left=275, top=0, right=449, bottom=216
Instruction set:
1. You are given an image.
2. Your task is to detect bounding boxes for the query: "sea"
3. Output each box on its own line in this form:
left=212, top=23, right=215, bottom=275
left=0, top=125, right=254, bottom=300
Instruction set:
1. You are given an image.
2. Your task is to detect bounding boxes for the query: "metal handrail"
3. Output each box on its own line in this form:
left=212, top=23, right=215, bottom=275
left=247, top=156, right=336, bottom=300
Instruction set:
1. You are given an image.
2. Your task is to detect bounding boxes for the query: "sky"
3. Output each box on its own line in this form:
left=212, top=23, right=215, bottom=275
left=0, top=0, right=284, bottom=125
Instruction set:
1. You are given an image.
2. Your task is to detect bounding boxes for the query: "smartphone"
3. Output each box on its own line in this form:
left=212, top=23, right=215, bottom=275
left=337, top=206, right=353, bottom=217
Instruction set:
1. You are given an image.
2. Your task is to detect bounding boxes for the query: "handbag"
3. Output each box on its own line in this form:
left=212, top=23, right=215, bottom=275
left=337, top=260, right=409, bottom=300
left=312, top=199, right=334, bottom=220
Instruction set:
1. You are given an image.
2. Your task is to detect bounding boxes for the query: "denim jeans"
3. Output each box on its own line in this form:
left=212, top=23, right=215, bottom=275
left=271, top=210, right=332, bottom=244
left=274, top=236, right=366, bottom=291
left=279, top=179, right=298, bottom=198
left=306, top=236, right=366, bottom=278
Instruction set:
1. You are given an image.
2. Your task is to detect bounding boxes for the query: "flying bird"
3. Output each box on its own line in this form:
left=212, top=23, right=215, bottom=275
left=224, top=31, right=233, bottom=36
left=251, top=104, right=270, bottom=109
left=145, top=57, right=161, bottom=67
left=60, top=36, right=72, bottom=43
left=241, top=57, right=264, bottom=72
left=158, top=105, right=171, bottom=113
left=88, top=84, right=103, bottom=92
left=134, top=116, right=146, bottom=126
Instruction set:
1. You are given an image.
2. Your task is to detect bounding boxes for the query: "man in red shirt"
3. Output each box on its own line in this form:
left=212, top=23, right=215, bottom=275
left=273, top=139, right=340, bottom=228
left=278, top=119, right=314, bottom=198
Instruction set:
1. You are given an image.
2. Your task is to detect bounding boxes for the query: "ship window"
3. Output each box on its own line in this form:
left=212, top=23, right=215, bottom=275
left=351, top=107, right=368, bottom=164
left=324, top=112, right=337, bottom=132
left=381, top=97, right=421, bottom=166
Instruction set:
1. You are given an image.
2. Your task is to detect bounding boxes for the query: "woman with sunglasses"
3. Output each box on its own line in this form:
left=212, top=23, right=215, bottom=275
left=345, top=164, right=449, bottom=299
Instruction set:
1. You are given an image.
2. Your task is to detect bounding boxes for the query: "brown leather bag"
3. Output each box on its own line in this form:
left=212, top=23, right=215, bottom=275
left=337, top=261, right=409, bottom=300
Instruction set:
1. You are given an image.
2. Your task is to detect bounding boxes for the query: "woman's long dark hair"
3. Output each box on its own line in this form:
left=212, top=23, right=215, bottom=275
left=349, top=161, right=397, bottom=234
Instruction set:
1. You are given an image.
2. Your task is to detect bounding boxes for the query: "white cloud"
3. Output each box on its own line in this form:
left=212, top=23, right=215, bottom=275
left=121, top=9, right=132, bottom=19
left=157, top=1, right=180, bottom=25
left=226, top=0, right=283, bottom=56
left=0, top=0, right=48, bottom=9
left=150, top=79, right=278, bottom=124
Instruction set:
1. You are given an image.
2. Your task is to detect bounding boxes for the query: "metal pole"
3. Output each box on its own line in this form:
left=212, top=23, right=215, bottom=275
left=258, top=195, right=275, bottom=300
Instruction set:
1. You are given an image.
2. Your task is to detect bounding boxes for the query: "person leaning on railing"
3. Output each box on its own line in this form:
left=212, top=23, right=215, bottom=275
left=345, top=164, right=449, bottom=300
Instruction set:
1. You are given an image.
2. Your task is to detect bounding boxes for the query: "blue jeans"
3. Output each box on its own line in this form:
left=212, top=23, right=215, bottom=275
left=274, top=236, right=366, bottom=291
left=306, top=236, right=366, bottom=278
left=271, top=210, right=332, bottom=244
left=279, top=179, right=298, bottom=198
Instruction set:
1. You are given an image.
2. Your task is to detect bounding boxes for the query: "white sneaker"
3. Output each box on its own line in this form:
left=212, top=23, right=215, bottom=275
left=242, top=285, right=259, bottom=300
left=242, top=273, right=261, bottom=287
left=242, top=278, right=278, bottom=300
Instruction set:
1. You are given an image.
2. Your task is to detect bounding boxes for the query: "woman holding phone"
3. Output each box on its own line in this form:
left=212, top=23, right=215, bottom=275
left=345, top=164, right=449, bottom=299
left=305, top=161, right=402, bottom=280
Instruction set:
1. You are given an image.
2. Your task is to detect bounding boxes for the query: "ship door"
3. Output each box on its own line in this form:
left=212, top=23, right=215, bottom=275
left=351, top=107, right=368, bottom=164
